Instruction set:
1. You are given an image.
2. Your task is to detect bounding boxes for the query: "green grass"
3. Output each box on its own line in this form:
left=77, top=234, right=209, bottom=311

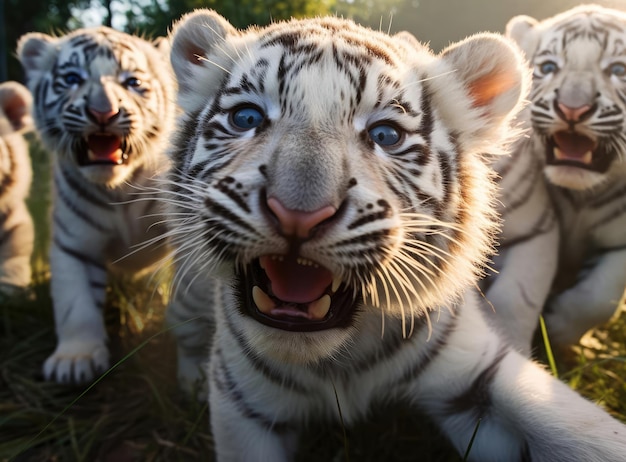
left=1, top=139, right=625, bottom=461
left=2, top=139, right=213, bottom=462
left=1, top=273, right=213, bottom=462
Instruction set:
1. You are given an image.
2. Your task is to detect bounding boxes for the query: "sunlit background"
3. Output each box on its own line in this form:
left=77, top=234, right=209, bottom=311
left=2, top=0, right=626, bottom=83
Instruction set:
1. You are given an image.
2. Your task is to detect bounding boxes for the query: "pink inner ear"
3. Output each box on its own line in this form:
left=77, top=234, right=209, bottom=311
left=187, top=45, right=206, bottom=65
left=468, top=72, right=517, bottom=107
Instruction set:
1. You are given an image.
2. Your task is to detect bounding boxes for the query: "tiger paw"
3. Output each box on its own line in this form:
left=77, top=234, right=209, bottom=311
left=43, top=339, right=110, bottom=384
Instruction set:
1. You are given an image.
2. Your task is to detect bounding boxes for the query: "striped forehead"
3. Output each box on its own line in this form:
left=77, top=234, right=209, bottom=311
left=534, top=12, right=626, bottom=68
left=546, top=12, right=626, bottom=51
left=57, top=32, right=149, bottom=74
left=223, top=25, right=413, bottom=121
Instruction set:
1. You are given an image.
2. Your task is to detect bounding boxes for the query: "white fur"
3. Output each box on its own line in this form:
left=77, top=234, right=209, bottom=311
left=17, top=28, right=177, bottom=383
left=492, top=4, right=626, bottom=350
left=165, top=10, right=626, bottom=461
left=483, top=133, right=560, bottom=354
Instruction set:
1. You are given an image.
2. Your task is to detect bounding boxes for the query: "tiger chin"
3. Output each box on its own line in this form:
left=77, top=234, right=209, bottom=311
left=17, top=28, right=177, bottom=384
left=0, top=81, right=35, bottom=297
left=163, top=9, right=626, bottom=462
left=486, top=5, right=626, bottom=353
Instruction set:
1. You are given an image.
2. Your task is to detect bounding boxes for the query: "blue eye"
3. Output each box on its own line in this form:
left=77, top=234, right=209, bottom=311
left=124, top=77, right=142, bottom=88
left=609, top=62, right=626, bottom=77
left=63, top=72, right=83, bottom=86
left=231, top=106, right=265, bottom=130
left=368, top=123, right=401, bottom=147
left=537, top=61, right=558, bottom=75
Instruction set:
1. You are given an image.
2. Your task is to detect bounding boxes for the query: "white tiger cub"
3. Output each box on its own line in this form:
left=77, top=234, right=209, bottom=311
left=0, top=81, right=34, bottom=295
left=492, top=4, right=626, bottom=350
left=163, top=10, right=626, bottom=461
left=17, top=28, right=177, bottom=384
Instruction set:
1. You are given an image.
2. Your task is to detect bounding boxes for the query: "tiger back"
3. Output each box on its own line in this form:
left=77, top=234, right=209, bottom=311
left=163, top=10, right=626, bottom=461
left=17, top=28, right=177, bottom=384
left=0, top=81, right=34, bottom=295
left=491, top=4, right=626, bottom=350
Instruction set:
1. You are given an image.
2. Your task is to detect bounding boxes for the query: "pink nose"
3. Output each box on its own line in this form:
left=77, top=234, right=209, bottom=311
left=558, top=102, right=591, bottom=122
left=267, top=197, right=337, bottom=239
left=89, top=108, right=119, bottom=124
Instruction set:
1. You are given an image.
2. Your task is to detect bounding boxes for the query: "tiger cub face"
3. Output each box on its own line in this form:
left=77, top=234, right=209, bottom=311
left=507, top=5, right=626, bottom=190
left=17, top=28, right=176, bottom=187
left=166, top=10, right=527, bottom=363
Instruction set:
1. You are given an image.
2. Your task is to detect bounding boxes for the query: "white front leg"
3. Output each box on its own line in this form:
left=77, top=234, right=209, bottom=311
left=44, top=241, right=109, bottom=383
left=412, top=293, right=626, bottom=462
left=486, top=222, right=559, bottom=354
left=166, top=270, right=218, bottom=397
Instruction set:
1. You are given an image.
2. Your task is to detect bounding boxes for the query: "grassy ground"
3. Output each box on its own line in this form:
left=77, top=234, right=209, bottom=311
left=1, top=139, right=625, bottom=462
left=1, top=138, right=213, bottom=462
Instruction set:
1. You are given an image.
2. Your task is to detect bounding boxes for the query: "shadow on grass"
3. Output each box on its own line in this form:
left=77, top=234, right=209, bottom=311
left=0, top=275, right=213, bottom=462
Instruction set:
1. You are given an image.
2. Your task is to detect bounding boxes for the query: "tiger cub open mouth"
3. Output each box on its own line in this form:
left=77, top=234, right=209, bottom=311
left=546, top=131, right=613, bottom=172
left=78, top=133, right=128, bottom=166
left=239, top=254, right=359, bottom=332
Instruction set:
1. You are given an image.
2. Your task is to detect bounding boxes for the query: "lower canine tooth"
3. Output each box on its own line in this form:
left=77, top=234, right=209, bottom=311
left=309, top=295, right=331, bottom=320
left=252, top=286, right=275, bottom=314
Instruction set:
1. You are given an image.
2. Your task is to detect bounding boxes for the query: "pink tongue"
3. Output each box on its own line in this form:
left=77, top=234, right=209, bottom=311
left=260, top=255, right=333, bottom=304
left=553, top=131, right=595, bottom=160
left=87, top=134, right=122, bottom=163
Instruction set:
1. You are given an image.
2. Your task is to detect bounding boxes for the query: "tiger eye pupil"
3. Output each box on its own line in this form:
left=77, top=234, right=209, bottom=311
left=64, top=73, right=82, bottom=85
left=232, top=107, right=264, bottom=129
left=369, top=124, right=400, bottom=147
left=611, top=63, right=626, bottom=76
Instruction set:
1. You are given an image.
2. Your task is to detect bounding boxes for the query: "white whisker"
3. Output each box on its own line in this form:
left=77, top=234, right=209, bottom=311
left=197, top=56, right=232, bottom=75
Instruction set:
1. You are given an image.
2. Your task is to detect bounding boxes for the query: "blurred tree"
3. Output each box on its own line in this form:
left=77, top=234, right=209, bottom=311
left=2, top=0, right=347, bottom=81
left=124, top=0, right=337, bottom=37
left=2, top=0, right=90, bottom=81
left=4, top=0, right=623, bottom=83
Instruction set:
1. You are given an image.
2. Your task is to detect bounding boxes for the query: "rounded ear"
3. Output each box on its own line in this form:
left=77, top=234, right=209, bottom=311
left=505, top=15, right=540, bottom=58
left=392, top=30, right=430, bottom=61
left=0, top=81, right=33, bottom=133
left=17, top=32, right=58, bottom=81
left=169, top=8, right=238, bottom=106
left=432, top=33, right=530, bottom=153
left=393, top=31, right=426, bottom=50
left=441, top=33, right=528, bottom=117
